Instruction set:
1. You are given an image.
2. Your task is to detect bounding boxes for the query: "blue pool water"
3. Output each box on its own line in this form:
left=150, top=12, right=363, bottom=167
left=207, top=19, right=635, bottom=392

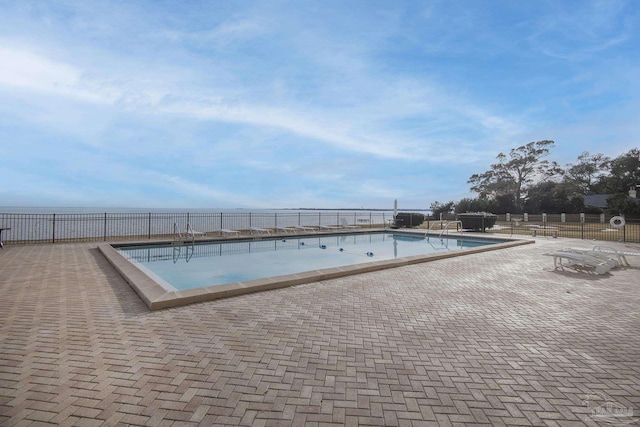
left=117, top=232, right=495, bottom=291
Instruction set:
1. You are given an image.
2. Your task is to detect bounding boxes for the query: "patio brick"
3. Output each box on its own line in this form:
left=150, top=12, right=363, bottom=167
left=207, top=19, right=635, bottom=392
left=1, top=237, right=639, bottom=425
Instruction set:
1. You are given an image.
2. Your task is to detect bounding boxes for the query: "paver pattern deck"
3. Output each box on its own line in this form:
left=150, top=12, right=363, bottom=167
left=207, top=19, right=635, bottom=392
left=1, top=237, right=639, bottom=426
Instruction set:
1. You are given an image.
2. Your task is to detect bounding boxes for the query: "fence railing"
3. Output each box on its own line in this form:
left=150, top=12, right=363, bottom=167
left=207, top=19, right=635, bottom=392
left=2, top=211, right=638, bottom=245
left=0, top=211, right=396, bottom=245
left=431, top=213, right=640, bottom=243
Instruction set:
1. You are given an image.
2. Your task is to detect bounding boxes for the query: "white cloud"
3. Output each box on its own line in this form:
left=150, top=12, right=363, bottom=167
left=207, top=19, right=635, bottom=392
left=527, top=0, right=632, bottom=60
left=162, top=17, right=268, bottom=49
left=0, top=46, right=81, bottom=92
left=3, top=1, right=637, bottom=208
left=0, top=36, right=521, bottom=166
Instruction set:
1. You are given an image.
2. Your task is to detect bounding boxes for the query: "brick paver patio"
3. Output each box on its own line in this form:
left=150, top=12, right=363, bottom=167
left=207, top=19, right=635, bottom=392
left=1, top=237, right=639, bottom=426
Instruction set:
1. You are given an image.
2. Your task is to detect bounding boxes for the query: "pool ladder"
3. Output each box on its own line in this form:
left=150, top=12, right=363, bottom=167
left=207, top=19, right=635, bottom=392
left=425, top=221, right=463, bottom=240
left=173, top=222, right=195, bottom=246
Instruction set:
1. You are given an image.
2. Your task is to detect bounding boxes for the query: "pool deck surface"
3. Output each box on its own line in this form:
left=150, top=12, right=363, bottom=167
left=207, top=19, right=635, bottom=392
left=1, top=235, right=639, bottom=426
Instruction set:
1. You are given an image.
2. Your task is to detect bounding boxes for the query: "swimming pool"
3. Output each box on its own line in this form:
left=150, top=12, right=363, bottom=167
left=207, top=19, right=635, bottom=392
left=99, top=230, right=531, bottom=310
left=118, top=232, right=491, bottom=291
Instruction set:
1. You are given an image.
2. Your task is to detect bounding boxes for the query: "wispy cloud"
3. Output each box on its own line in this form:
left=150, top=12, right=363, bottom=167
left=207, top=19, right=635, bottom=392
left=0, top=41, right=518, bottom=165
left=527, top=0, right=632, bottom=60
left=161, top=17, right=269, bottom=49
left=1, top=0, right=638, bottom=208
left=0, top=46, right=81, bottom=93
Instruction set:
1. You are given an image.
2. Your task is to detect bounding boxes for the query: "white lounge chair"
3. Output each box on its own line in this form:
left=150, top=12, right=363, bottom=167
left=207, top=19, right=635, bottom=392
left=220, top=229, right=240, bottom=236
left=275, top=226, right=296, bottom=233
left=544, top=251, right=613, bottom=275
left=186, top=223, right=206, bottom=239
left=340, top=218, right=359, bottom=229
left=250, top=227, right=271, bottom=235
left=319, top=225, right=340, bottom=230
left=564, top=247, right=621, bottom=268
left=294, top=225, right=316, bottom=232
left=581, top=245, right=636, bottom=267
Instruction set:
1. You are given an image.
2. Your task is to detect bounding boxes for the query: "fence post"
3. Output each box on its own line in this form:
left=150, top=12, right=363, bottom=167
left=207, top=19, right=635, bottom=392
left=52, top=213, right=56, bottom=244
left=580, top=213, right=585, bottom=240
left=148, top=213, right=152, bottom=239
left=104, top=213, right=107, bottom=241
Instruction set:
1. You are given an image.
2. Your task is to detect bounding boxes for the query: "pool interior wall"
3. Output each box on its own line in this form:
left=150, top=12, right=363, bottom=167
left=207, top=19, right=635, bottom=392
left=98, top=230, right=533, bottom=310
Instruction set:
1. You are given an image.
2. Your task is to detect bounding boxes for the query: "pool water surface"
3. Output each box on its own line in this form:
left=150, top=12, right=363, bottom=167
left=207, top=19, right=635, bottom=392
left=117, top=232, right=494, bottom=291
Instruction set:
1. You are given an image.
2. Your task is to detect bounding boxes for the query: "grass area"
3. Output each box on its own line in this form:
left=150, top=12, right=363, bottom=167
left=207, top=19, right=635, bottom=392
left=419, top=220, right=640, bottom=243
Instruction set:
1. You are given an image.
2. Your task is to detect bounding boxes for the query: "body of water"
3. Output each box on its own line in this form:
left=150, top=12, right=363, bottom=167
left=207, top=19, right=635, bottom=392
left=0, top=207, right=430, bottom=244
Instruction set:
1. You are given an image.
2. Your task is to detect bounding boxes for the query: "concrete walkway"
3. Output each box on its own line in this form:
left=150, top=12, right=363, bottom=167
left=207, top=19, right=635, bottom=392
left=1, top=237, right=639, bottom=426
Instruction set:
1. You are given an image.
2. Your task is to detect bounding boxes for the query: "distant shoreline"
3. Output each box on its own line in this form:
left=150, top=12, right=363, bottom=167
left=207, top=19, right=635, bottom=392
left=1, top=207, right=430, bottom=213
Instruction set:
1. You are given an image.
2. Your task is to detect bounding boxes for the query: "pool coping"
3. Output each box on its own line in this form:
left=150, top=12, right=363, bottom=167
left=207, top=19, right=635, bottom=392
left=98, top=229, right=534, bottom=310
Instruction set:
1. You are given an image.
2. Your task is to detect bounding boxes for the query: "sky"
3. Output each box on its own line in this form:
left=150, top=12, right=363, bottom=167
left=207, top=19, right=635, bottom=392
left=1, top=0, right=639, bottom=210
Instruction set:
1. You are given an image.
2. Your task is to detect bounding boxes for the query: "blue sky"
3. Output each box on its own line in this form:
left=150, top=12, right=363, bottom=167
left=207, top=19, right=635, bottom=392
left=1, top=0, right=638, bottom=209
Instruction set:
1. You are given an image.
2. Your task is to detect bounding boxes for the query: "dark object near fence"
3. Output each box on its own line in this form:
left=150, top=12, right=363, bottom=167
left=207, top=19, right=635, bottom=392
left=457, top=212, right=497, bottom=231
left=394, top=212, right=425, bottom=228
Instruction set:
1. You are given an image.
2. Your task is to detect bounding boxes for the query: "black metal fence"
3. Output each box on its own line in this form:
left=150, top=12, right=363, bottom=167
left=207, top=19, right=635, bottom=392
left=0, top=211, right=396, bottom=245
left=434, top=213, right=640, bottom=243
left=2, top=211, right=638, bottom=245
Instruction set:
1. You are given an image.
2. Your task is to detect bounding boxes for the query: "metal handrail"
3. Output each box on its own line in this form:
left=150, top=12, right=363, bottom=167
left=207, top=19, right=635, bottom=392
left=438, top=221, right=463, bottom=239
left=425, top=220, right=463, bottom=239
left=425, top=221, right=441, bottom=237
left=173, top=222, right=195, bottom=246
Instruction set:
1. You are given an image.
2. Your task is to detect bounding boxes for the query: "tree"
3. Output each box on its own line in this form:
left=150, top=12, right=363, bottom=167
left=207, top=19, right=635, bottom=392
left=524, top=181, right=585, bottom=213
left=606, top=193, right=640, bottom=217
left=454, top=197, right=496, bottom=214
left=563, top=152, right=610, bottom=196
left=430, top=201, right=455, bottom=218
left=599, top=148, right=640, bottom=193
left=468, top=140, right=559, bottom=213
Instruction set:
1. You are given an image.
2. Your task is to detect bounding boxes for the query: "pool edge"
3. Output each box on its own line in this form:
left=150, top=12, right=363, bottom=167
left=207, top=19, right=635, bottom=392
left=98, top=234, right=534, bottom=311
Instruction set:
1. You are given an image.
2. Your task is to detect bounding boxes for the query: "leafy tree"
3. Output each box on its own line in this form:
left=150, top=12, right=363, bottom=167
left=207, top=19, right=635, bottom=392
left=563, top=152, right=610, bottom=196
left=453, top=196, right=512, bottom=214
left=468, top=140, right=560, bottom=213
left=454, top=197, right=496, bottom=214
left=524, top=181, right=585, bottom=213
left=429, top=201, right=455, bottom=218
left=453, top=198, right=474, bottom=214
left=606, top=193, right=640, bottom=217
left=493, top=193, right=518, bottom=213
left=599, top=148, right=640, bottom=193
